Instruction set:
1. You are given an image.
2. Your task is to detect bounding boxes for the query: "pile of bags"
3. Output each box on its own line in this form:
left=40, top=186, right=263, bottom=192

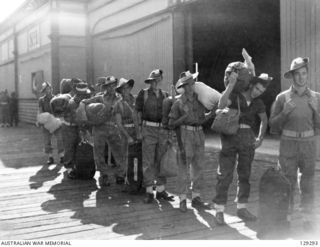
left=75, top=102, right=109, bottom=125
left=50, top=94, right=71, bottom=115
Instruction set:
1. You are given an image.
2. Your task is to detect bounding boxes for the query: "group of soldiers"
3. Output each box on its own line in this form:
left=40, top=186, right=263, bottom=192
left=37, top=56, right=318, bottom=232
left=0, top=89, right=18, bottom=127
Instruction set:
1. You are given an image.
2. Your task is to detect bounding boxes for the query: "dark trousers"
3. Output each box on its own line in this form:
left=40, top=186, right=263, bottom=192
left=61, top=124, right=79, bottom=169
left=10, top=111, right=18, bottom=126
left=278, top=137, right=316, bottom=215
left=213, top=128, right=255, bottom=205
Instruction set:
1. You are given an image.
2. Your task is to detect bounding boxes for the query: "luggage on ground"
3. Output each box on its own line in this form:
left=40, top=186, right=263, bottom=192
left=74, top=137, right=96, bottom=180
left=125, top=141, right=143, bottom=194
left=257, top=167, right=291, bottom=239
left=194, top=81, right=221, bottom=110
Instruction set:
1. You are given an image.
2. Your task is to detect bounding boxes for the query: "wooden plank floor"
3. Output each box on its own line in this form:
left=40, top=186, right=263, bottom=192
left=0, top=124, right=320, bottom=240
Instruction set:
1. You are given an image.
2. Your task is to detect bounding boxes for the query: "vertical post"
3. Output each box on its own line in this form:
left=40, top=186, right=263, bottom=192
left=184, top=7, right=193, bottom=72
left=50, top=0, right=60, bottom=94
left=13, top=26, right=19, bottom=97
left=85, top=2, right=94, bottom=85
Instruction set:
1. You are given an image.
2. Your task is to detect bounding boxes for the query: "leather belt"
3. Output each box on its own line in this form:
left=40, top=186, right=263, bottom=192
left=123, top=123, right=135, bottom=128
left=239, top=124, right=251, bottom=129
left=181, top=125, right=203, bottom=131
left=282, top=129, right=314, bottom=138
left=143, top=121, right=162, bottom=127
left=61, top=120, right=77, bottom=126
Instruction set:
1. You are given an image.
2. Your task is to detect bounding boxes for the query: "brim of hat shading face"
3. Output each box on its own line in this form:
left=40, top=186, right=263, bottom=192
left=101, top=81, right=117, bottom=88
left=116, top=79, right=134, bottom=93
left=177, top=77, right=195, bottom=89
left=284, top=59, right=309, bottom=79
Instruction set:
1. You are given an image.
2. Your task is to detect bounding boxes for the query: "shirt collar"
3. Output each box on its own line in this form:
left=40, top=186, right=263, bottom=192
left=180, top=92, right=197, bottom=103
left=290, top=86, right=311, bottom=97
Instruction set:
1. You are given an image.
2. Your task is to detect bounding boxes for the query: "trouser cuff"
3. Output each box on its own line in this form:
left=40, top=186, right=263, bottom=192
left=146, top=186, right=153, bottom=194
left=191, top=192, right=200, bottom=199
left=156, top=185, right=165, bottom=192
left=179, top=194, right=187, bottom=201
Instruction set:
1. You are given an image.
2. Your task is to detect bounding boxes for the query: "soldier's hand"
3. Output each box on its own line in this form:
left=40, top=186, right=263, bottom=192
left=228, top=71, right=238, bottom=87
left=309, top=97, right=318, bottom=112
left=35, top=121, right=40, bottom=127
left=128, top=136, right=134, bottom=144
left=254, top=137, right=263, bottom=149
left=282, top=99, right=296, bottom=115
left=182, top=105, right=189, bottom=115
left=136, top=132, right=142, bottom=141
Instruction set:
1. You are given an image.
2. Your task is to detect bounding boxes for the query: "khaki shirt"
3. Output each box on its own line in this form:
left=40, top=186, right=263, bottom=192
left=169, top=92, right=206, bottom=126
left=270, top=86, right=320, bottom=134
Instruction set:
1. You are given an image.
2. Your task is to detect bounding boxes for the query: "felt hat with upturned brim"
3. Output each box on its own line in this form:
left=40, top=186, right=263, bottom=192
left=41, top=81, right=52, bottom=93
left=144, top=69, right=163, bottom=83
left=99, top=76, right=118, bottom=88
left=115, top=78, right=135, bottom=93
left=251, top=73, right=273, bottom=84
left=75, top=82, right=91, bottom=94
left=176, top=71, right=199, bottom=89
left=284, top=57, right=309, bottom=79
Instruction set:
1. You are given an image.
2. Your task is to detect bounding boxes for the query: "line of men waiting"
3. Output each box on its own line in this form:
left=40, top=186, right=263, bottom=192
left=36, top=56, right=319, bottom=232
left=0, top=89, right=18, bottom=127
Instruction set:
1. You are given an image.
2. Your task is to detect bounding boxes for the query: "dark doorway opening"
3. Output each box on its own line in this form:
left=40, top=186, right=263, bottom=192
left=190, top=0, right=281, bottom=117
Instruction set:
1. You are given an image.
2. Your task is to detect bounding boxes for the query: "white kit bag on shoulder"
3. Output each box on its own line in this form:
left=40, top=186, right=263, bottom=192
left=194, top=81, right=221, bottom=110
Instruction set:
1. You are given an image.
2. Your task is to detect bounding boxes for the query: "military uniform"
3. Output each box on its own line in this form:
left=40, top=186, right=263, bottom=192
left=270, top=87, right=320, bottom=220
left=135, top=88, right=169, bottom=194
left=169, top=92, right=206, bottom=202
left=82, top=92, right=125, bottom=182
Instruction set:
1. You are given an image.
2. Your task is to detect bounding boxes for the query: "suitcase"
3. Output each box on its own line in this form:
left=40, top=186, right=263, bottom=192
left=257, top=167, right=291, bottom=239
left=75, top=140, right=96, bottom=180
left=125, top=141, right=143, bottom=194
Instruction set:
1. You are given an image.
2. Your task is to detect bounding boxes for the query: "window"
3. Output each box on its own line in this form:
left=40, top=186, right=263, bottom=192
left=28, top=26, right=40, bottom=51
left=1, top=42, right=8, bottom=61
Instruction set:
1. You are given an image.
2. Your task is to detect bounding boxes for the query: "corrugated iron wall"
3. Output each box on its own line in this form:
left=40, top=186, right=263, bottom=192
left=280, top=0, right=320, bottom=91
left=92, top=13, right=174, bottom=95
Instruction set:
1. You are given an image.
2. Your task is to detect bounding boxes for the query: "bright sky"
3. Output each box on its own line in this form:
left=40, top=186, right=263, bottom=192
left=0, top=0, right=26, bottom=23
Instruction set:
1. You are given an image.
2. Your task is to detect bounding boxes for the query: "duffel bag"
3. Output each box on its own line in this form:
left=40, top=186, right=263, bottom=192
left=257, top=166, right=291, bottom=239
left=194, top=81, right=221, bottom=110
left=75, top=139, right=96, bottom=180
left=50, top=94, right=71, bottom=115
left=85, top=103, right=108, bottom=125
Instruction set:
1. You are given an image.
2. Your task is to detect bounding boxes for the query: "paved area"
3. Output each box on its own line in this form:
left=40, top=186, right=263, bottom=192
left=0, top=123, right=319, bottom=240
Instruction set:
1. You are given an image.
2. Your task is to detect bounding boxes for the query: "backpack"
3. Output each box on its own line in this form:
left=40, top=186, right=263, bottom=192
left=257, top=167, right=291, bottom=239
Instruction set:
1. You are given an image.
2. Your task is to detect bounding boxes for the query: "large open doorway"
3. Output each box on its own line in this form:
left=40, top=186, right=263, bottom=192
left=189, top=0, right=280, bottom=117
